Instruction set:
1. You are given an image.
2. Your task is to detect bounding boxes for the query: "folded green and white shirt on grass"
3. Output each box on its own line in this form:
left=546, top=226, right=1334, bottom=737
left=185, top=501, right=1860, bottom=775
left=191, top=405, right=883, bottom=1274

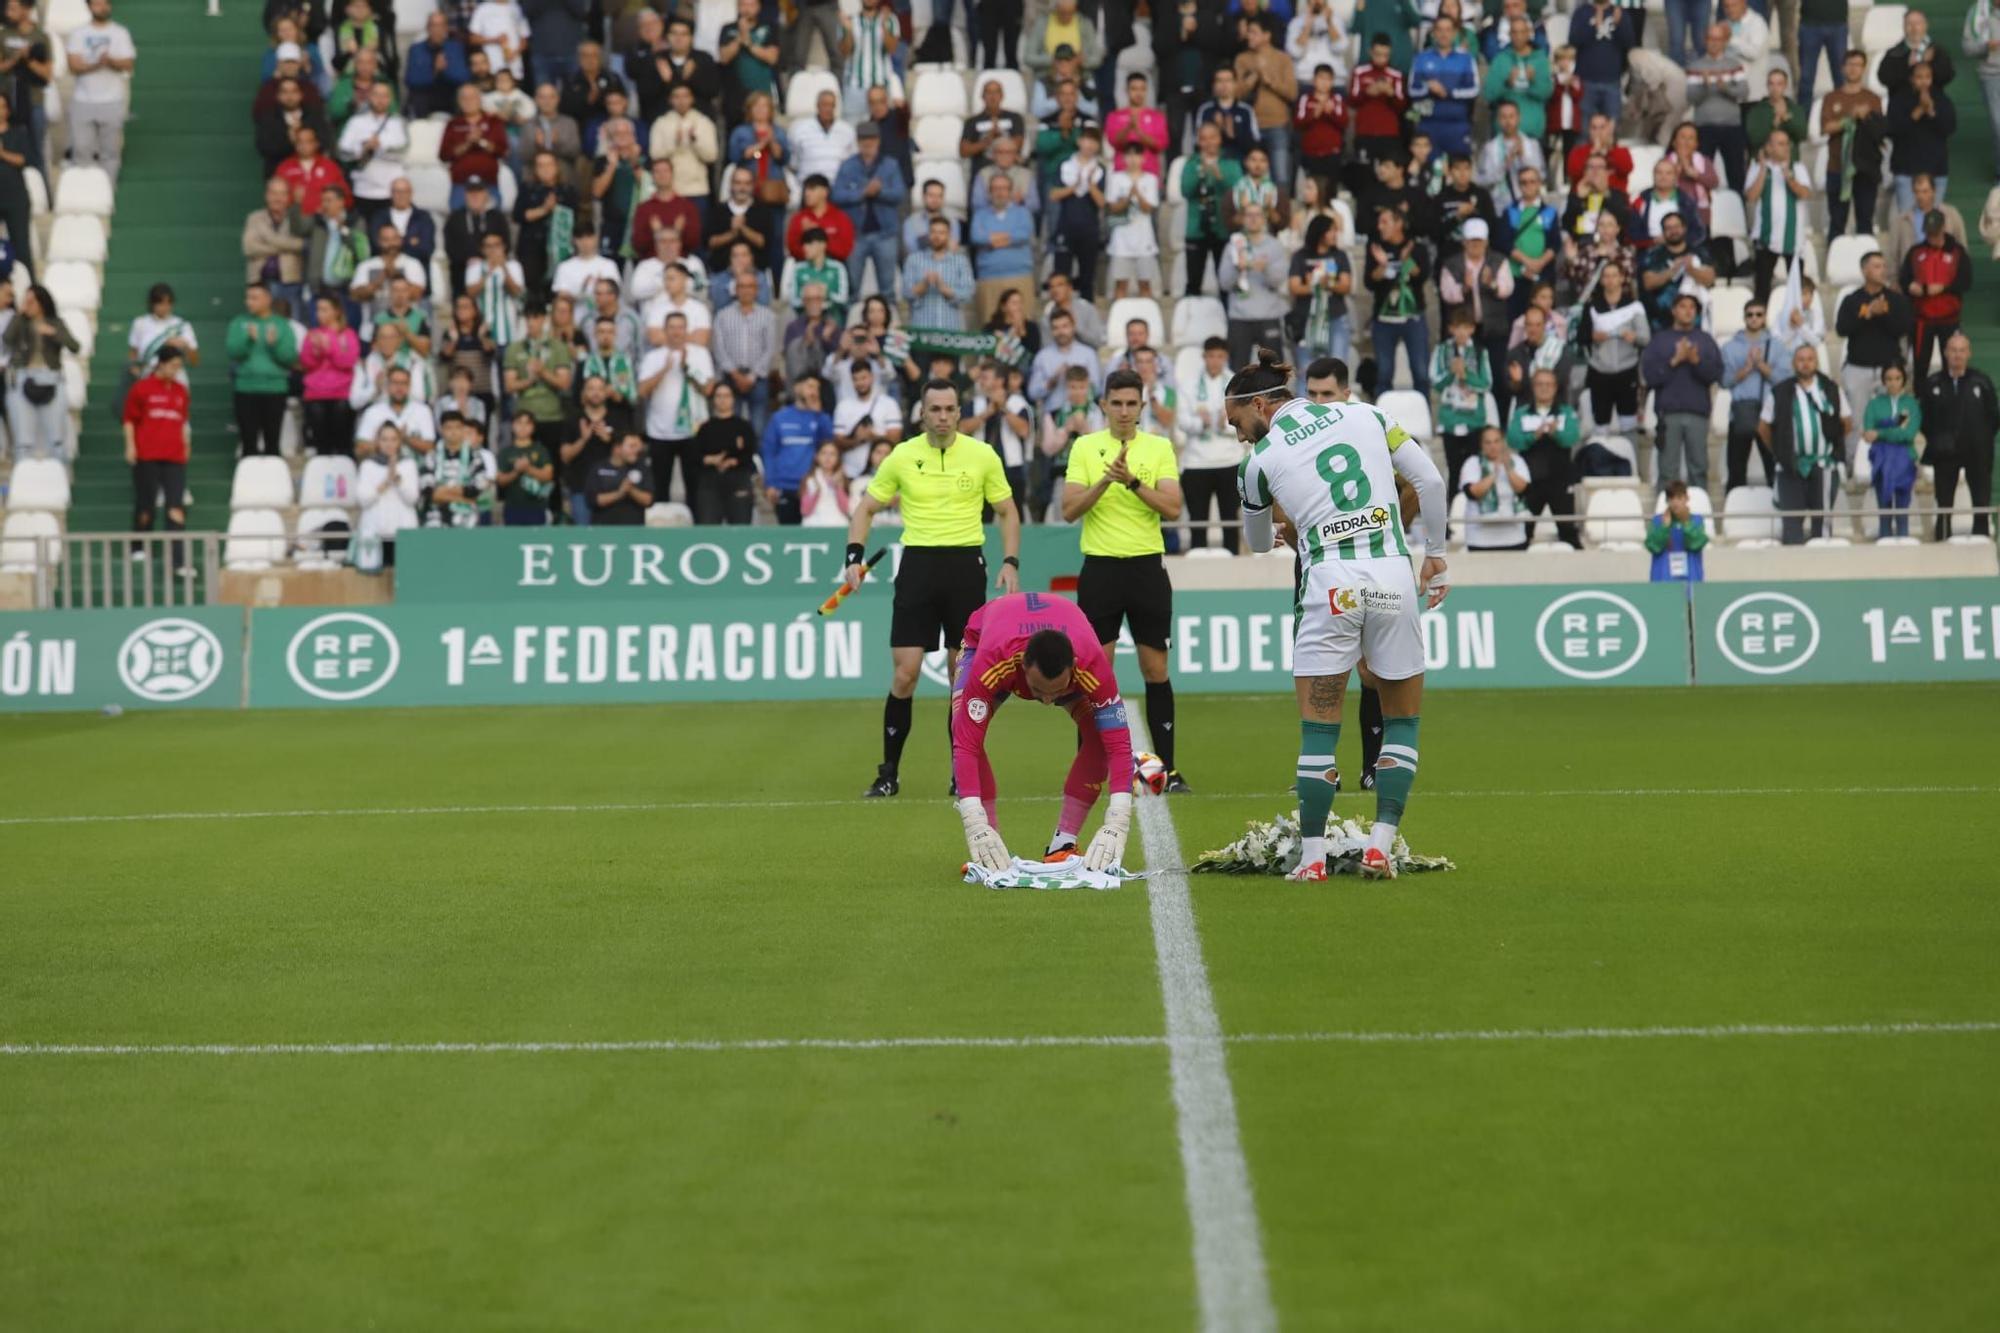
left=961, top=855, right=1146, bottom=891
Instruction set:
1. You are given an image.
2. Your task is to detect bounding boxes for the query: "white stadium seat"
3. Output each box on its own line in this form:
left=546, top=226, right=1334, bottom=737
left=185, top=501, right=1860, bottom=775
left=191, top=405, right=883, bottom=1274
left=52, top=165, right=113, bottom=219
left=6, top=457, right=71, bottom=512
left=1583, top=487, right=1648, bottom=546
left=43, top=261, right=100, bottom=314
left=974, top=69, right=1028, bottom=117
left=1377, top=389, right=1432, bottom=442
left=1824, top=235, right=1877, bottom=290
left=408, top=164, right=452, bottom=216
left=404, top=117, right=445, bottom=168
left=784, top=70, right=841, bottom=121
left=298, top=455, right=360, bottom=507
left=1709, top=285, right=1751, bottom=339
left=1653, top=485, right=1714, bottom=519
left=1861, top=6, right=1906, bottom=53
left=910, top=69, right=968, bottom=120
left=0, top=510, right=61, bottom=571
left=1170, top=296, right=1226, bottom=349
left=295, top=506, right=353, bottom=568
left=1722, top=485, right=1781, bottom=542
left=230, top=456, right=294, bottom=510
left=27, top=165, right=47, bottom=218
left=392, top=0, right=433, bottom=41
left=1624, top=143, right=1664, bottom=193
left=1164, top=154, right=1188, bottom=204
left=44, top=0, right=91, bottom=42
left=1105, top=297, right=1165, bottom=351
left=1174, top=346, right=1206, bottom=393
left=47, top=213, right=106, bottom=264
left=224, top=509, right=289, bottom=571
left=1708, top=190, right=1747, bottom=244
left=645, top=501, right=695, bottom=527
left=911, top=114, right=964, bottom=164
left=61, top=354, right=87, bottom=412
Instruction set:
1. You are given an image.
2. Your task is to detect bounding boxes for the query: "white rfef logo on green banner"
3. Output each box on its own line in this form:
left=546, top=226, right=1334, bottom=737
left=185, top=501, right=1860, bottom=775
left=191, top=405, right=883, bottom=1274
left=1533, top=591, right=1651, bottom=680
left=1712, top=592, right=1821, bottom=675
left=117, top=618, right=225, bottom=702
left=286, top=612, right=402, bottom=701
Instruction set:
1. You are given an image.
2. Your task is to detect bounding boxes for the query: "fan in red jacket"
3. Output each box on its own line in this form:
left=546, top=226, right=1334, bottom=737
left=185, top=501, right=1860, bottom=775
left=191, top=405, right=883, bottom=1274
left=122, top=348, right=193, bottom=564
left=1900, top=213, right=1972, bottom=378
left=1294, top=68, right=1349, bottom=180
left=784, top=176, right=855, bottom=261
left=274, top=125, right=351, bottom=217
left=1346, top=38, right=1409, bottom=160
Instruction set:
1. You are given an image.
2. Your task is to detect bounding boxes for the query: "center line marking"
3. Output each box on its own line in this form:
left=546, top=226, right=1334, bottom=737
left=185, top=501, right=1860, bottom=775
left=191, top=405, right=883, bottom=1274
left=1133, top=725, right=1278, bottom=1333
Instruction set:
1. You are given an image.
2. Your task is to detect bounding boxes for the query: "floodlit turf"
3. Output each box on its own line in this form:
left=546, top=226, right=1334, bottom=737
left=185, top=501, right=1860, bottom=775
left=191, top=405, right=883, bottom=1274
left=3, top=685, right=1998, bottom=1331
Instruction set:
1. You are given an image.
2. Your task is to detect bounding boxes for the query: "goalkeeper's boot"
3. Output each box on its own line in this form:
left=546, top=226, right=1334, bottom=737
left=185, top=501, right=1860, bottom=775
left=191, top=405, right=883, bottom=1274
left=1042, top=834, right=1079, bottom=864
left=1284, top=860, right=1328, bottom=883
left=863, top=766, right=900, bottom=799
left=1359, top=847, right=1397, bottom=880
left=1164, top=770, right=1193, bottom=794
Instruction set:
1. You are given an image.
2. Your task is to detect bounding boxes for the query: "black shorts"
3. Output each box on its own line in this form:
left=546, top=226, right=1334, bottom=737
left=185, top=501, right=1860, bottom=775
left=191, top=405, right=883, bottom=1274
left=891, top=546, right=987, bottom=650
left=1077, top=553, right=1173, bottom=651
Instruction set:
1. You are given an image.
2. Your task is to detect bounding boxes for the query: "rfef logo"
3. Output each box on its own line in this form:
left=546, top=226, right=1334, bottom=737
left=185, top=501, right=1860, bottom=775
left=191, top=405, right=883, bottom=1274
left=118, top=618, right=225, bottom=702
left=286, top=612, right=401, bottom=701
left=1714, top=592, right=1820, bottom=675
left=1534, top=591, right=1650, bottom=680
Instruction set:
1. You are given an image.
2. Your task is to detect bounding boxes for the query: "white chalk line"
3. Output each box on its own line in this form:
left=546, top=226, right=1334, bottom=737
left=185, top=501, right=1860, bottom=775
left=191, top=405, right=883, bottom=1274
left=1133, top=724, right=1279, bottom=1333
left=1, top=784, right=1992, bottom=830
left=7, top=1022, right=1995, bottom=1058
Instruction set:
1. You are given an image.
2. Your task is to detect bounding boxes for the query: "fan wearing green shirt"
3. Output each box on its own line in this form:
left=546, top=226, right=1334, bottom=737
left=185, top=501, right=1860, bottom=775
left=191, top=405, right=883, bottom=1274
left=1060, top=369, right=1190, bottom=791
left=844, top=378, right=1023, bottom=799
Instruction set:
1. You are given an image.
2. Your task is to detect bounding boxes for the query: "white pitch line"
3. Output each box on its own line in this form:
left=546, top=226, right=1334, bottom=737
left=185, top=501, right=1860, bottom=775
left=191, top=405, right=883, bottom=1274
left=0, top=784, right=1991, bottom=830
left=1133, top=729, right=1279, bottom=1333
left=6, top=1021, right=1996, bottom=1058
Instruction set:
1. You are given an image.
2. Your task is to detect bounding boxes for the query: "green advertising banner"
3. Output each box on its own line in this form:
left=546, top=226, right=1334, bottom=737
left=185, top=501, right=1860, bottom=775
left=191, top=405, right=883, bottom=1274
left=391, top=527, right=1090, bottom=604
left=0, top=606, right=244, bottom=712
left=243, top=583, right=1694, bottom=710
left=1694, top=580, right=2000, bottom=684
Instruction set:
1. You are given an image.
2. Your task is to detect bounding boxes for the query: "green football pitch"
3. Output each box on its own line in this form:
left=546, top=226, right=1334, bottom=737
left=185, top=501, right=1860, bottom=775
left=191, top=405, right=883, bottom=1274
left=3, top=685, right=1997, bottom=1331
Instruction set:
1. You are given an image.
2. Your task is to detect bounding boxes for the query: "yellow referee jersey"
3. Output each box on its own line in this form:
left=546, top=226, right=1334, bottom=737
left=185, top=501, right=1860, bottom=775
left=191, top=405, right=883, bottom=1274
left=865, top=433, right=1014, bottom=547
left=1065, top=429, right=1180, bottom=557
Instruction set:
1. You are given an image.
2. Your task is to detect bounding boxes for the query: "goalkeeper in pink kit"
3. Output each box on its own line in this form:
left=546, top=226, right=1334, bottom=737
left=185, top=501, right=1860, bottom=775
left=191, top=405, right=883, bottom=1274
left=951, top=592, right=1137, bottom=873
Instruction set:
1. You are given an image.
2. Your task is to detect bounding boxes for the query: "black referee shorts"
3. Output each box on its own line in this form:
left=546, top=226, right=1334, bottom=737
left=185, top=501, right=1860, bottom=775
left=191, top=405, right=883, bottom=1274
left=1077, top=553, right=1173, bottom=651
left=891, top=546, right=988, bottom=651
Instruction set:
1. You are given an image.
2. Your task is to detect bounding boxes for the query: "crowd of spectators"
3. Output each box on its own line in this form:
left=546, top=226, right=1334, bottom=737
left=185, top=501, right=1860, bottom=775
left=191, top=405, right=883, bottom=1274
left=83, top=0, right=2000, bottom=550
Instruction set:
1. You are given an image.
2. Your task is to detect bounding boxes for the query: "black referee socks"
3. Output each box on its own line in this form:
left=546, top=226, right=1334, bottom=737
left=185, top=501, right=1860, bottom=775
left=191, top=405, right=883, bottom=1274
left=1360, top=686, right=1384, bottom=771
left=1144, top=681, right=1177, bottom=772
left=882, top=694, right=913, bottom=773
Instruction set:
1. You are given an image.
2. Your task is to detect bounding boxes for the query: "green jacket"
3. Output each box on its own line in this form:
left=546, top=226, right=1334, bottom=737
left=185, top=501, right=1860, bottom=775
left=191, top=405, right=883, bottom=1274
left=1506, top=400, right=1580, bottom=451
left=1864, top=391, right=1922, bottom=451
left=1744, top=99, right=1808, bottom=161
left=1483, top=48, right=1553, bottom=141
left=227, top=314, right=299, bottom=394
left=1181, top=155, right=1244, bottom=241
left=1431, top=339, right=1492, bottom=432
left=327, top=76, right=399, bottom=127
left=1355, top=0, right=1424, bottom=74
left=1644, top=515, right=1708, bottom=554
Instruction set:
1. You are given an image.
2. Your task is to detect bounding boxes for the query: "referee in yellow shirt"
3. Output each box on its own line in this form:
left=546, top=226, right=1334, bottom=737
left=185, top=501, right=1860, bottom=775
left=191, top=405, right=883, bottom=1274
left=845, top=377, right=1022, bottom=798
left=1060, top=368, right=1190, bottom=791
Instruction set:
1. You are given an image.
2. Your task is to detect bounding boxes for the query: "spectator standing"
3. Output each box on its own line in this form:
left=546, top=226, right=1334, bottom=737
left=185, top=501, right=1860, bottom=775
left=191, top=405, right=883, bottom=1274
left=1104, top=143, right=1162, bottom=301
left=1581, top=262, right=1649, bottom=431
left=1759, top=344, right=1850, bottom=544
left=1744, top=68, right=1806, bottom=164
left=465, top=231, right=525, bottom=346
left=691, top=380, right=758, bottom=524
left=1564, top=113, right=1634, bottom=194
left=404, top=12, right=469, bottom=118
left=503, top=302, right=573, bottom=450
left=1438, top=218, right=1514, bottom=414
left=1900, top=212, right=1973, bottom=378
left=0, top=0, right=50, bottom=171
left=648, top=81, right=718, bottom=200
left=440, top=83, right=510, bottom=208
left=1821, top=51, right=1886, bottom=239
left=1880, top=12, right=1955, bottom=97
left=1366, top=208, right=1430, bottom=394
left=1459, top=425, right=1532, bottom=550
left=1500, top=167, right=1560, bottom=309
left=64, top=0, right=133, bottom=176
left=961, top=78, right=1027, bottom=174
left=1640, top=292, right=1722, bottom=489
left=255, top=76, right=330, bottom=177
left=1744, top=129, right=1810, bottom=300
left=511, top=150, right=577, bottom=296
left=225, top=282, right=296, bottom=458
left=1792, top=0, right=1845, bottom=102
left=1646, top=480, right=1708, bottom=581
left=832, top=360, right=901, bottom=476
left=1180, top=123, right=1243, bottom=296
left=832, top=122, right=906, bottom=305
left=493, top=407, right=556, bottom=524
left=518, top=0, right=586, bottom=90
left=1685, top=23, right=1749, bottom=190
left=1234, top=15, right=1299, bottom=187
left=837, top=0, right=901, bottom=123
left=1718, top=0, right=1770, bottom=89
left=1295, top=64, right=1348, bottom=185
left=903, top=216, right=975, bottom=332
left=1050, top=125, right=1108, bottom=298
left=964, top=358, right=1035, bottom=509
left=1484, top=17, right=1552, bottom=143
left=1219, top=203, right=1290, bottom=370
left=1966, top=0, right=2000, bottom=186
left=336, top=81, right=407, bottom=227
left=792, top=91, right=858, bottom=187
left=1919, top=334, right=1998, bottom=539
left=1196, top=67, right=1259, bottom=165
left=1474, top=102, right=1545, bottom=212
left=1506, top=367, right=1582, bottom=545
left=299, top=295, right=360, bottom=455
left=276, top=124, right=350, bottom=218
left=1178, top=338, right=1238, bottom=548
left=1567, top=0, right=1634, bottom=128
left=1834, top=253, right=1914, bottom=452
left=1105, top=72, right=1168, bottom=181
left=1346, top=36, right=1409, bottom=193
left=122, top=347, right=191, bottom=566
left=712, top=270, right=778, bottom=436
left=762, top=378, right=834, bottom=525
left=1768, top=273, right=1826, bottom=379
left=443, top=176, right=509, bottom=299
left=1637, top=212, right=1716, bottom=329
left=1025, top=308, right=1099, bottom=409
left=1888, top=63, right=1955, bottom=215
left=637, top=312, right=715, bottom=502
left=1410, top=15, right=1478, bottom=158
left=242, top=177, right=309, bottom=316
left=1289, top=215, right=1354, bottom=373
left=970, top=174, right=1037, bottom=325
left=586, top=431, right=654, bottom=526
left=716, top=0, right=779, bottom=126
left=1430, top=305, right=1492, bottom=482
left=1887, top=175, right=1967, bottom=273
left=356, top=425, right=420, bottom=557
left=1863, top=363, right=1922, bottom=538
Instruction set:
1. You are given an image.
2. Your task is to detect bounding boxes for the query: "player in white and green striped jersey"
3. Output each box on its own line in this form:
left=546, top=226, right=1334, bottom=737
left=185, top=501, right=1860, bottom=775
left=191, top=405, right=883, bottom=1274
left=1227, top=347, right=1450, bottom=882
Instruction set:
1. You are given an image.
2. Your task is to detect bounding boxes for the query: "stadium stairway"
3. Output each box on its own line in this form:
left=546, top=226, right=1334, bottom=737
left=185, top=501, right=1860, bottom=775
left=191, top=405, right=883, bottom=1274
left=66, top=6, right=263, bottom=537
left=1939, top=0, right=2000, bottom=359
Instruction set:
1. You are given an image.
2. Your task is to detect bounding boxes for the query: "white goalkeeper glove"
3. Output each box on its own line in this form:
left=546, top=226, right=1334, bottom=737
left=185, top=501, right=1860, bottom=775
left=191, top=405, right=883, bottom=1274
left=1082, top=792, right=1132, bottom=872
left=957, top=796, right=1011, bottom=871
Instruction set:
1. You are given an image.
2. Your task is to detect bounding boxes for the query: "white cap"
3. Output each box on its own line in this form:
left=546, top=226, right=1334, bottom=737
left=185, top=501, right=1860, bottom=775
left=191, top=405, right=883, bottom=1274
left=276, top=41, right=303, bottom=61
left=1462, top=218, right=1490, bottom=241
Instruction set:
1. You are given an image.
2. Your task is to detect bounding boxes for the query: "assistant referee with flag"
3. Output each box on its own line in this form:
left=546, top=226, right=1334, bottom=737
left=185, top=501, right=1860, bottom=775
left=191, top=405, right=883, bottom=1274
left=846, top=378, right=1023, bottom=798
left=1060, top=368, right=1191, bottom=791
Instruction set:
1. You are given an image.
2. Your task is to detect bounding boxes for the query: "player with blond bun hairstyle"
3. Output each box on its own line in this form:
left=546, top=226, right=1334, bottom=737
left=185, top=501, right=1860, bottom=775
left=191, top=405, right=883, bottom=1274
left=1226, top=347, right=1451, bottom=880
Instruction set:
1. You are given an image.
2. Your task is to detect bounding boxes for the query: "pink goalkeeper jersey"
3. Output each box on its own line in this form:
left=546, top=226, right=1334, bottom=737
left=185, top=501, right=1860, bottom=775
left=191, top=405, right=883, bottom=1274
left=949, top=592, right=1134, bottom=799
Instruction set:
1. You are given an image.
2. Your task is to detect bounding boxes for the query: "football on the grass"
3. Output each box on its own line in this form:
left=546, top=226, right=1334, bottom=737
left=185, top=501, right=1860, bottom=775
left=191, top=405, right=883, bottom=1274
left=1133, top=752, right=1168, bottom=795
